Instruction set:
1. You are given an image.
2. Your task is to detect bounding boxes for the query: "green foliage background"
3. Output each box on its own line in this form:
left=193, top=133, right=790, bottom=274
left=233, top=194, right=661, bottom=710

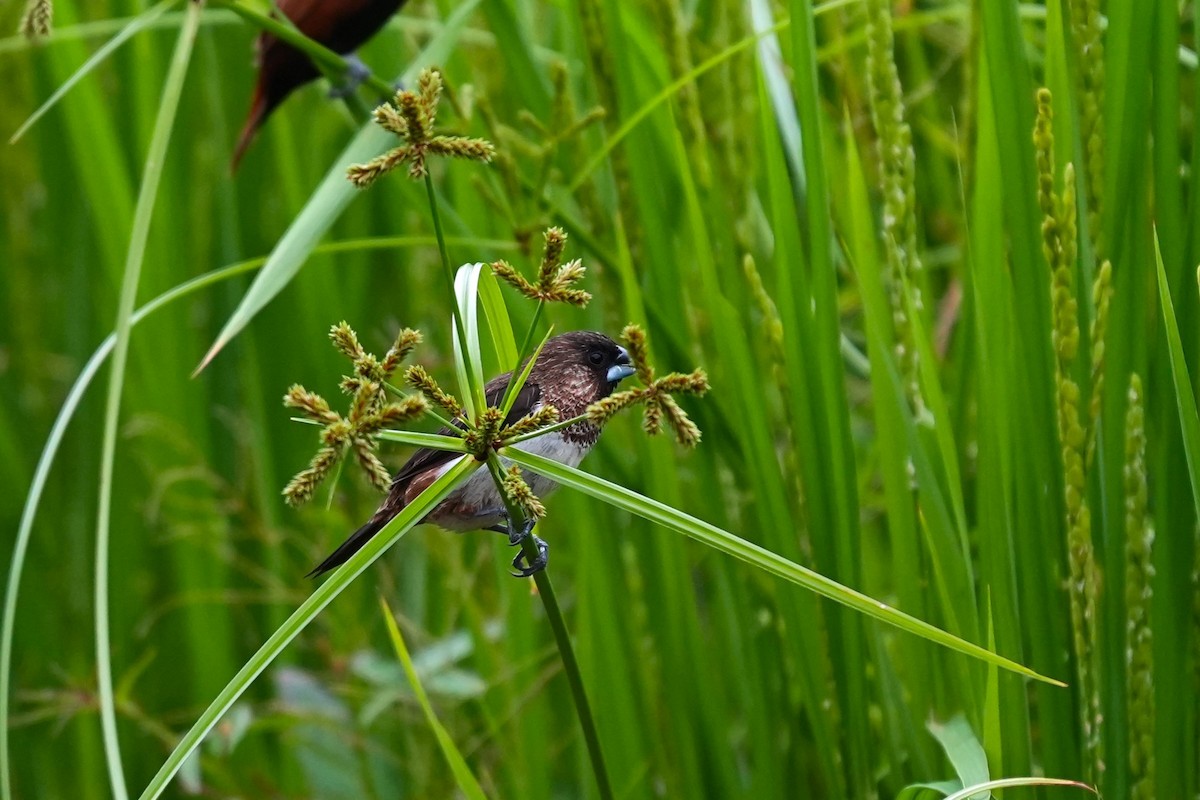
left=1, top=0, right=1197, bottom=797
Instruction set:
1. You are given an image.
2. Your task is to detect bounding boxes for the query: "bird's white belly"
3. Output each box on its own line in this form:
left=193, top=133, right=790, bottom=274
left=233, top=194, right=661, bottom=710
left=429, top=433, right=588, bottom=531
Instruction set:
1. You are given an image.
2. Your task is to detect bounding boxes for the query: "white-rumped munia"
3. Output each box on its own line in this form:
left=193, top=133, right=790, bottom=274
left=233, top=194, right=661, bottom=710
left=309, top=331, right=635, bottom=577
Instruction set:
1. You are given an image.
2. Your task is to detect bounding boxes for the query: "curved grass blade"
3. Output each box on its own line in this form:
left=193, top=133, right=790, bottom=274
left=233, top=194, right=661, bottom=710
left=93, top=6, right=202, bottom=797
left=928, top=716, right=989, bottom=793
left=943, top=777, right=1096, bottom=800
left=500, top=447, right=1064, bottom=686
left=195, top=0, right=484, bottom=373
left=477, top=267, right=517, bottom=371
left=500, top=327, right=552, bottom=419
left=452, top=263, right=487, bottom=417
left=8, top=0, right=179, bottom=143
left=136, top=455, right=479, bottom=800
left=379, top=599, right=487, bottom=800
left=1154, top=230, right=1200, bottom=520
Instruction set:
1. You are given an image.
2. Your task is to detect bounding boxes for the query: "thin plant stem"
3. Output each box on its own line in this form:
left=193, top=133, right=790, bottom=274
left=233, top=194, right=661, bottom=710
left=424, top=172, right=479, bottom=406
left=383, top=381, right=460, bottom=432
left=483, top=454, right=614, bottom=800
left=502, top=412, right=590, bottom=446
left=515, top=301, right=546, bottom=367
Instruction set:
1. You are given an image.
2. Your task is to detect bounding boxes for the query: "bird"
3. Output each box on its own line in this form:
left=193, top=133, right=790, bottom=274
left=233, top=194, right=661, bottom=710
left=232, top=0, right=407, bottom=171
left=309, top=331, right=636, bottom=578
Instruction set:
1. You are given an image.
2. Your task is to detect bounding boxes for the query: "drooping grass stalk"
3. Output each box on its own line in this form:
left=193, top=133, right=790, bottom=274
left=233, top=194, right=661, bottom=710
left=863, top=0, right=926, bottom=421
left=1123, top=373, right=1154, bottom=799
left=90, top=6, right=201, bottom=798
left=482, top=454, right=614, bottom=800
left=1034, top=87, right=1103, bottom=780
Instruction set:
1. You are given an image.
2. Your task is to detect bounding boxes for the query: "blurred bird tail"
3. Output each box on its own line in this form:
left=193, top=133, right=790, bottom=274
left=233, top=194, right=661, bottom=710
left=307, top=511, right=391, bottom=577
left=230, top=87, right=269, bottom=173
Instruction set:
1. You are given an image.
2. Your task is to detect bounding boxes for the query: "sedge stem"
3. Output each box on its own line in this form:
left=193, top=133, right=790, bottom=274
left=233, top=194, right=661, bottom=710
left=482, top=454, right=614, bottom=800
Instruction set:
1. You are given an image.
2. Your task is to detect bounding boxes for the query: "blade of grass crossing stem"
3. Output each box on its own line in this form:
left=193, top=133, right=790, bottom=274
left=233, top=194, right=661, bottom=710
left=93, top=7, right=201, bottom=797
left=501, top=447, right=1062, bottom=685
left=378, top=600, right=486, bottom=800
left=477, top=267, right=518, bottom=371
left=373, top=430, right=469, bottom=451
left=500, top=328, right=551, bottom=420
left=195, top=0, right=483, bottom=373
left=452, top=263, right=487, bottom=417
left=136, top=456, right=479, bottom=800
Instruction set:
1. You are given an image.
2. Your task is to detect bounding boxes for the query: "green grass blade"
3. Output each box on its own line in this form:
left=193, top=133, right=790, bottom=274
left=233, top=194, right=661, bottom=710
left=942, top=777, right=1096, bottom=800
left=478, top=267, right=517, bottom=370
left=379, top=599, right=487, bottom=800
left=928, top=716, right=989, bottom=793
left=194, top=0, right=483, bottom=372
left=452, top=262, right=486, bottom=418
left=500, top=447, right=1062, bottom=685
left=1154, top=231, right=1200, bottom=518
left=500, top=327, right=552, bottom=419
left=93, top=6, right=202, bottom=797
left=135, top=455, right=479, bottom=800
left=373, top=430, right=468, bottom=450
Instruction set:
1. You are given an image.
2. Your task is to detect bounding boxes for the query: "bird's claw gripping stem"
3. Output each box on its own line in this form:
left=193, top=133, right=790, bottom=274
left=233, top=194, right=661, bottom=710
left=511, top=534, right=549, bottom=578
left=487, top=518, right=548, bottom=577
left=328, top=53, right=371, bottom=99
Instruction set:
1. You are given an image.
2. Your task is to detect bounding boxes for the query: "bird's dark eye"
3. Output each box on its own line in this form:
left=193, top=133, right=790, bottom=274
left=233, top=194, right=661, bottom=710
left=588, top=349, right=605, bottom=366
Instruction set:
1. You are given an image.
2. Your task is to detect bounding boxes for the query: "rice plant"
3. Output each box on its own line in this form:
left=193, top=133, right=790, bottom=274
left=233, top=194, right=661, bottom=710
left=2, top=1, right=1197, bottom=798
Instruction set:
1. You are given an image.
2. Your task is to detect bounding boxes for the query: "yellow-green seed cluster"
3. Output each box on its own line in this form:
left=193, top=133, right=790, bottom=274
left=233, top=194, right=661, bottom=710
left=1066, top=0, right=1107, bottom=264
left=347, top=68, right=495, bottom=187
left=19, top=0, right=52, bottom=39
left=405, top=365, right=464, bottom=419
left=586, top=325, right=709, bottom=448
left=282, top=323, right=427, bottom=505
left=863, top=0, right=926, bottom=421
left=501, top=465, right=546, bottom=521
left=491, top=227, right=592, bottom=307
left=1034, top=87, right=1103, bottom=779
left=1124, top=374, right=1154, bottom=800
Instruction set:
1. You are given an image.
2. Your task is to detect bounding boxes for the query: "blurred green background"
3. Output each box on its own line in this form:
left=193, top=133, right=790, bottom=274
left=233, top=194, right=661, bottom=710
left=2, top=0, right=1197, bottom=797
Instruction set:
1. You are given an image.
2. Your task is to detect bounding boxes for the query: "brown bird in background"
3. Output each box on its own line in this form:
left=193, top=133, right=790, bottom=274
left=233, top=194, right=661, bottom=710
left=232, top=0, right=407, bottom=170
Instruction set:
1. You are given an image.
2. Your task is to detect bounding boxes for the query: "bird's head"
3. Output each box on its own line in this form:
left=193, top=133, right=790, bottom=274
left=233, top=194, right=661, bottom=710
left=532, top=331, right=634, bottom=406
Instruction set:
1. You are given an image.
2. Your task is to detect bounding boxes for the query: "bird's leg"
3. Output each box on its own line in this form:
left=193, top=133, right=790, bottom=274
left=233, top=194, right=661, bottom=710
left=328, top=53, right=371, bottom=99
left=486, top=518, right=548, bottom=577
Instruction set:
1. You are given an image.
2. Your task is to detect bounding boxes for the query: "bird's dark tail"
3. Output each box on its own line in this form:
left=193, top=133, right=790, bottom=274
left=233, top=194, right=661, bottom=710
left=230, top=86, right=270, bottom=173
left=307, top=513, right=390, bottom=577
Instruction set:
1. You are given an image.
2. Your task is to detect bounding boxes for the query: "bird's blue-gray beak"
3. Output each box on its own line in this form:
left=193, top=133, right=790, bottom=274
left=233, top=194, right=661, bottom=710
left=607, top=346, right=635, bottom=383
